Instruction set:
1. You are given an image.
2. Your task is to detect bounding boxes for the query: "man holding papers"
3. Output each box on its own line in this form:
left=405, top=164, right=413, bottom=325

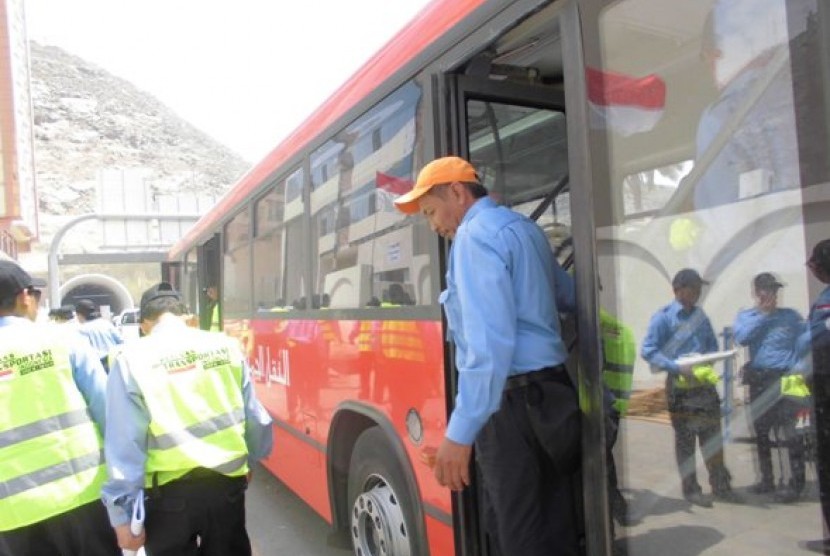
left=641, top=268, right=739, bottom=507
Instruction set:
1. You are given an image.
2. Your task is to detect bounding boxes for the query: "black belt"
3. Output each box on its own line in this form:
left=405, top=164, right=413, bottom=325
left=504, top=365, right=569, bottom=391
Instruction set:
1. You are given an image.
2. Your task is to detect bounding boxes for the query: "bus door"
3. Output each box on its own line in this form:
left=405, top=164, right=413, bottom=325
left=439, top=74, right=576, bottom=555
left=197, top=233, right=221, bottom=330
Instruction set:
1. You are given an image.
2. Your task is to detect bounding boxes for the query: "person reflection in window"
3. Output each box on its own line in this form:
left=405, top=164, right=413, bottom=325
left=693, top=0, right=800, bottom=211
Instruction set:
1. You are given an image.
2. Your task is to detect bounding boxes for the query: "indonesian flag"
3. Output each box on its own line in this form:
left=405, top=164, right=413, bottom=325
left=375, top=172, right=414, bottom=212
left=586, top=67, right=666, bottom=137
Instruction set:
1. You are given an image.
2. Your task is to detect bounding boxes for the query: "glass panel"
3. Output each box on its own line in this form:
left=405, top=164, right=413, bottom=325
left=467, top=100, right=571, bottom=255
left=223, top=208, right=252, bottom=314
left=588, top=0, right=828, bottom=553
left=253, top=168, right=302, bottom=311
left=309, top=80, right=432, bottom=309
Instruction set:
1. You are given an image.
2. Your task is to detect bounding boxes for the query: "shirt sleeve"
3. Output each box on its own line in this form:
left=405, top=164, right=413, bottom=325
left=733, top=308, right=765, bottom=346
left=445, top=225, right=517, bottom=445
left=68, top=335, right=109, bottom=431
left=100, top=354, right=149, bottom=527
left=641, top=310, right=680, bottom=373
left=241, top=360, right=274, bottom=464
left=553, top=259, right=576, bottom=314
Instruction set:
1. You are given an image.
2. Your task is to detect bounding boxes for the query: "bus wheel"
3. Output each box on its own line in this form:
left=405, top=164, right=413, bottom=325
left=348, top=427, right=417, bottom=556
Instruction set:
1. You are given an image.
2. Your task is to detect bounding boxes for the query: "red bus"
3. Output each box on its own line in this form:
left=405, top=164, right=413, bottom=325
left=167, top=0, right=830, bottom=554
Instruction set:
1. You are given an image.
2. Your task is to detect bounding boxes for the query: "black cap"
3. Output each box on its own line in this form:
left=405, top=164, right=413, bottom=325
left=754, top=272, right=784, bottom=291
left=672, top=268, right=709, bottom=289
left=140, top=282, right=182, bottom=314
left=0, top=260, right=46, bottom=299
left=810, top=239, right=830, bottom=273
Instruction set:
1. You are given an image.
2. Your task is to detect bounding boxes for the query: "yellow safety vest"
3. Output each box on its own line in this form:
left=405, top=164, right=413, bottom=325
left=0, top=325, right=106, bottom=531
left=120, top=328, right=249, bottom=487
left=600, top=310, right=636, bottom=414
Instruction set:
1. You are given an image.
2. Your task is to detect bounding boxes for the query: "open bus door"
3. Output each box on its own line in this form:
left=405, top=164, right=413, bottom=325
left=197, top=234, right=221, bottom=330
left=437, top=72, right=587, bottom=555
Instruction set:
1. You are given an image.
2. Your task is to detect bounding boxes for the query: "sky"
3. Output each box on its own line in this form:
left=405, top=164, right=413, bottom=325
left=24, top=0, right=433, bottom=162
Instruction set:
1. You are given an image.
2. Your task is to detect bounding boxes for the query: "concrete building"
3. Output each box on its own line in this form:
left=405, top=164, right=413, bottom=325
left=0, top=0, right=37, bottom=261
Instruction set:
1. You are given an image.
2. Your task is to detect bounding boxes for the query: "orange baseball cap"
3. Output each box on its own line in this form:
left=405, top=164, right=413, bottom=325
left=393, top=156, right=479, bottom=214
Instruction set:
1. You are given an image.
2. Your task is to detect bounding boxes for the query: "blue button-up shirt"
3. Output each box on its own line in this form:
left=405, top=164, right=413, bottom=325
left=733, top=306, right=803, bottom=370
left=641, top=300, right=719, bottom=374
left=795, top=285, right=830, bottom=373
left=101, top=315, right=273, bottom=526
left=78, top=317, right=123, bottom=361
left=440, top=197, right=568, bottom=445
left=0, top=316, right=108, bottom=429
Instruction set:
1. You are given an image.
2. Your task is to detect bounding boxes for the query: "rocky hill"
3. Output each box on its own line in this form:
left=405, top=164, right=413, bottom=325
left=29, top=41, right=252, bottom=242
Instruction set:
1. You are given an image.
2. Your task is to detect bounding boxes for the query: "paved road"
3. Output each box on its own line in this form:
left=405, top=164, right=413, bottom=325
left=247, top=464, right=351, bottom=556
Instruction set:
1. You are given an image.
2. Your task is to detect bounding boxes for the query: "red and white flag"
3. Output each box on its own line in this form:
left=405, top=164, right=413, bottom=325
left=375, top=172, right=414, bottom=212
left=586, top=67, right=666, bottom=137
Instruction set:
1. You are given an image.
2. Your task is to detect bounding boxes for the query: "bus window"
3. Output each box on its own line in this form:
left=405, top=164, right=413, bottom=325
left=309, top=81, right=430, bottom=309
left=223, top=207, right=252, bottom=315
left=253, top=168, right=304, bottom=312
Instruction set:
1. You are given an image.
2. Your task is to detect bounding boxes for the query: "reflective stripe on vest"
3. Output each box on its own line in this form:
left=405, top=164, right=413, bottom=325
left=600, top=310, right=636, bottom=414
left=210, top=304, right=221, bottom=332
left=0, top=326, right=106, bottom=531
left=124, top=329, right=249, bottom=487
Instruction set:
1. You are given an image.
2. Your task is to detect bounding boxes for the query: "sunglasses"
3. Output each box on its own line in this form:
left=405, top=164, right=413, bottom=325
left=26, top=287, right=42, bottom=302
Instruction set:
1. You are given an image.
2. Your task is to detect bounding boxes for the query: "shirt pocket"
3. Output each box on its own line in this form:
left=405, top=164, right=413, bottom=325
left=439, top=288, right=460, bottom=343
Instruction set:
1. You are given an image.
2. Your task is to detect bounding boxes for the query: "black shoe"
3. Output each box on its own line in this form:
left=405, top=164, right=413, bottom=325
left=798, top=538, right=830, bottom=553
left=774, top=485, right=802, bottom=503
left=713, top=488, right=744, bottom=504
left=749, top=481, right=775, bottom=494
left=684, top=490, right=713, bottom=508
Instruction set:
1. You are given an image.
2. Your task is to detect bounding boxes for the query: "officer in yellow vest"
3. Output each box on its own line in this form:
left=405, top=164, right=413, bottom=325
left=0, top=260, right=119, bottom=556
left=600, top=309, right=637, bottom=527
left=200, top=285, right=221, bottom=331
left=101, top=282, right=273, bottom=555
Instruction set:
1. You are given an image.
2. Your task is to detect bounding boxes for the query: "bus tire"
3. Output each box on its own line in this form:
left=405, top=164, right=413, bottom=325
left=347, top=426, right=419, bottom=556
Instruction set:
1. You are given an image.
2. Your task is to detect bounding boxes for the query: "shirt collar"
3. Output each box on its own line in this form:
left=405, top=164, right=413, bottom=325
left=149, top=313, right=189, bottom=335
left=670, top=299, right=695, bottom=316
left=461, top=196, right=497, bottom=226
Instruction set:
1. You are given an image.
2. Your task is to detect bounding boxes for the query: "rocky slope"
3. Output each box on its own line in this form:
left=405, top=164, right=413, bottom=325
left=29, top=41, right=251, bottom=242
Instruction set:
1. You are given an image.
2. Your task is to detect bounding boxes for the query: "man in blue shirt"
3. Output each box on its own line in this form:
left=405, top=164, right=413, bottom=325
left=734, top=272, right=804, bottom=500
left=101, top=282, right=273, bottom=555
left=641, top=268, right=738, bottom=507
left=798, top=239, right=830, bottom=554
left=0, top=261, right=118, bottom=556
left=75, top=299, right=123, bottom=372
left=394, top=156, right=580, bottom=556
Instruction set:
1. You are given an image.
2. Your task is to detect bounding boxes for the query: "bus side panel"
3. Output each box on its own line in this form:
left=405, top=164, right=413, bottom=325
left=260, top=427, right=332, bottom=523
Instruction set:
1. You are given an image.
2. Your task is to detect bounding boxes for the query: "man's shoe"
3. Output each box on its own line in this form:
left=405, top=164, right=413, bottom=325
left=798, top=538, right=830, bottom=553
left=774, top=485, right=802, bottom=503
left=713, top=488, right=744, bottom=504
left=749, top=481, right=775, bottom=494
left=684, top=491, right=713, bottom=508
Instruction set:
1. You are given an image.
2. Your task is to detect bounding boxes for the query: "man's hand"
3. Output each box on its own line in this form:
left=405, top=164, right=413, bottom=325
left=114, top=523, right=145, bottom=551
left=756, top=290, right=777, bottom=313
left=433, top=437, right=473, bottom=491
left=678, top=364, right=695, bottom=378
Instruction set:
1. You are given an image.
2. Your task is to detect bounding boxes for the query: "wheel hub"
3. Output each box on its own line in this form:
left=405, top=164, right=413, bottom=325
left=351, top=481, right=411, bottom=556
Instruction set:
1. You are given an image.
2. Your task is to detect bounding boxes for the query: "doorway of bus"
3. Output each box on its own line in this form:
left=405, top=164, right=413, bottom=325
left=437, top=73, right=585, bottom=555
left=197, top=233, right=221, bottom=331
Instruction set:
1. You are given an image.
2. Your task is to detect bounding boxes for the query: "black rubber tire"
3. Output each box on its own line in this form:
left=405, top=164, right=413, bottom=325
left=347, top=426, right=422, bottom=556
